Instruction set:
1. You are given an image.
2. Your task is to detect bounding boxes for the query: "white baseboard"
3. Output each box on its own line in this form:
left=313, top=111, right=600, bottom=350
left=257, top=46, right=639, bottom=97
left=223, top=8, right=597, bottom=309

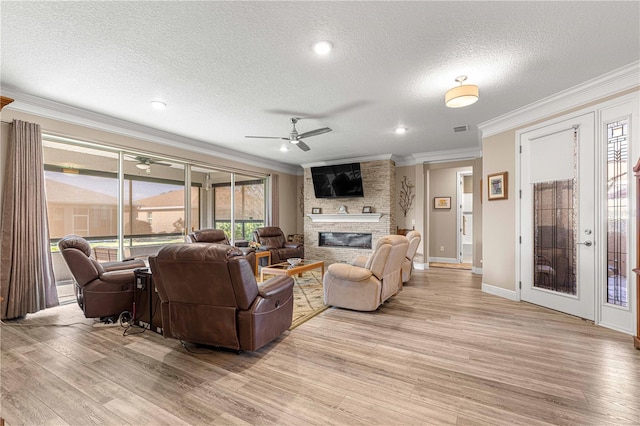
left=414, top=262, right=428, bottom=270
left=428, top=257, right=458, bottom=263
left=598, top=320, right=634, bottom=336
left=472, top=267, right=483, bottom=275
left=481, top=282, right=518, bottom=301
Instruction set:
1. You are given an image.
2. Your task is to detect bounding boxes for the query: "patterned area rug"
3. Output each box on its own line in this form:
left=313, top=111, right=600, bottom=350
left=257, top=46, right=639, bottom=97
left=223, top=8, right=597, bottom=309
left=281, top=271, right=327, bottom=329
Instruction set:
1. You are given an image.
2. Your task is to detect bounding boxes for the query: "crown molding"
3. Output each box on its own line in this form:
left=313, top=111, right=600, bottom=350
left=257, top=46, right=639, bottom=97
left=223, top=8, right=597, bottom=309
left=411, top=147, right=482, bottom=164
left=301, top=153, right=396, bottom=169
left=479, top=61, right=640, bottom=138
left=0, top=87, right=301, bottom=175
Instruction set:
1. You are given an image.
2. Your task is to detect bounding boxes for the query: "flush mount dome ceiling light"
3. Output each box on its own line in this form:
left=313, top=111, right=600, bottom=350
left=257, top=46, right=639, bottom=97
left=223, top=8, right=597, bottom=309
left=313, top=40, right=333, bottom=55
left=445, top=76, right=479, bottom=108
left=395, top=127, right=407, bottom=135
left=150, top=100, right=166, bottom=110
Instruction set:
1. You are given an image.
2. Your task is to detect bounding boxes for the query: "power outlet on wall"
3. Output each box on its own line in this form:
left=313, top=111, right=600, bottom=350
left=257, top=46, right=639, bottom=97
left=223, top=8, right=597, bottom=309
left=439, top=246, right=445, bottom=252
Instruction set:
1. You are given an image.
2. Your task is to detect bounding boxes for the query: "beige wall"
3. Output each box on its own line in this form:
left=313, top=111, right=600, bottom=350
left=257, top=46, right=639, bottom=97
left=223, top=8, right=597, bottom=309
left=426, top=161, right=473, bottom=259
left=275, top=171, right=300, bottom=238
left=481, top=132, right=516, bottom=290
left=395, top=165, right=417, bottom=231
left=0, top=110, right=300, bottom=238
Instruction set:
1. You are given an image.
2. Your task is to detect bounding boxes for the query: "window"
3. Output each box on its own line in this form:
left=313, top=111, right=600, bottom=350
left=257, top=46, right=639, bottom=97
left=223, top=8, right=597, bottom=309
left=213, top=176, right=266, bottom=241
left=43, top=137, right=267, bottom=303
left=606, top=119, right=628, bottom=307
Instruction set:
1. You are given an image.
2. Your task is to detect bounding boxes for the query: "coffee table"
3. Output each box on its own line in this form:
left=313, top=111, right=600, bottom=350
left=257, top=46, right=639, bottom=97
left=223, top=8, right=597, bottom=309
left=260, top=259, right=324, bottom=282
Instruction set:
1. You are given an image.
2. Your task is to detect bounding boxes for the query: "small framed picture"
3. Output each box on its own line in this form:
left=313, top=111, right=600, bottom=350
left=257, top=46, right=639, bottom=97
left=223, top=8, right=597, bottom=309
left=311, top=207, right=321, bottom=214
left=487, top=172, right=508, bottom=200
left=434, top=197, right=451, bottom=209
left=362, top=206, right=372, bottom=213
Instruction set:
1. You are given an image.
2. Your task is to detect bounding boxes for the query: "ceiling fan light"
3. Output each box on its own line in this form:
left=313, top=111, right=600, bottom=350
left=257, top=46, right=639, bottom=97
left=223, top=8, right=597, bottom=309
left=395, top=127, right=407, bottom=134
left=136, top=163, right=150, bottom=170
left=445, top=76, right=479, bottom=108
left=290, top=139, right=299, bottom=144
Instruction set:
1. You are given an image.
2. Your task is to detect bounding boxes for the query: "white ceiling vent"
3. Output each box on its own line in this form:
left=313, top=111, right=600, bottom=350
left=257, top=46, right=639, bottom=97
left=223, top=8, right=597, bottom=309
left=453, top=125, right=469, bottom=133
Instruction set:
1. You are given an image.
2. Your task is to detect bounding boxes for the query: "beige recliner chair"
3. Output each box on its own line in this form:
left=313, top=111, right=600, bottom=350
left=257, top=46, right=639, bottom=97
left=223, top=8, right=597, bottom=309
left=402, top=230, right=421, bottom=284
left=323, top=235, right=408, bottom=311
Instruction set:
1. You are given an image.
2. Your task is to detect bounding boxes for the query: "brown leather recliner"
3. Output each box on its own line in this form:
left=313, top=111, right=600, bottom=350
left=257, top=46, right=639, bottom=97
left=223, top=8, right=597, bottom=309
left=251, top=226, right=304, bottom=264
left=186, top=228, right=229, bottom=244
left=149, top=243, right=294, bottom=351
left=186, top=228, right=256, bottom=271
left=58, top=235, right=146, bottom=319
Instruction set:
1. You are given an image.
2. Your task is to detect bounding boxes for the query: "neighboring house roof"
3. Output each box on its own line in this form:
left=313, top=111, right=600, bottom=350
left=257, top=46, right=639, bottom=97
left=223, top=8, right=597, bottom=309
left=136, top=189, right=191, bottom=209
left=46, top=179, right=117, bottom=205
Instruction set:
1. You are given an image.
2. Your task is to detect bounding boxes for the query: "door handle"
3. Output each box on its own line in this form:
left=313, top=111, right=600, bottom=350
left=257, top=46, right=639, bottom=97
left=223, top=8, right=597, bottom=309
left=577, top=240, right=594, bottom=247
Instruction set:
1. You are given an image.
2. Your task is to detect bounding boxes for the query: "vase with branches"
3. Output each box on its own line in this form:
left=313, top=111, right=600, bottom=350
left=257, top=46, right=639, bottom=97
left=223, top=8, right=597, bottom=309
left=399, top=176, right=415, bottom=217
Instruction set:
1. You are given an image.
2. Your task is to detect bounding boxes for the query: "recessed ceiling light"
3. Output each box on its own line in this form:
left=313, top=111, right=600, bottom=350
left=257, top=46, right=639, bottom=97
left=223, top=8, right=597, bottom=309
left=395, top=127, right=407, bottom=135
left=313, top=41, right=333, bottom=55
left=280, top=143, right=290, bottom=152
left=150, top=100, right=166, bottom=110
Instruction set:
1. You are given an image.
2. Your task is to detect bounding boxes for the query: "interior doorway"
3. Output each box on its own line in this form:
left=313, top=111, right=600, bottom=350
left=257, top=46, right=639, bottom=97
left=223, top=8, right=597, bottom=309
left=457, top=172, right=473, bottom=264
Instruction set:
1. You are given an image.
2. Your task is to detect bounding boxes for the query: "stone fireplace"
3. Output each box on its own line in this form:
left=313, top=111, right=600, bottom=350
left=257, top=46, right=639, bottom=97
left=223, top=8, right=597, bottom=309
left=303, top=159, right=395, bottom=265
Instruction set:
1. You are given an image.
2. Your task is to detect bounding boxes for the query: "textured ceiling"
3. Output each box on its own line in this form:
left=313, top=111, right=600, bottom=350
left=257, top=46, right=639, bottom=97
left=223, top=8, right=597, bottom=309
left=1, top=1, right=639, bottom=167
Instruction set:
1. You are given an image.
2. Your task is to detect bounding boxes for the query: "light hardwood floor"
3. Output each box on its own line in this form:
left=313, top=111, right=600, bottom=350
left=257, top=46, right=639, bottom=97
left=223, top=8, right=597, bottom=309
left=1, top=269, right=639, bottom=425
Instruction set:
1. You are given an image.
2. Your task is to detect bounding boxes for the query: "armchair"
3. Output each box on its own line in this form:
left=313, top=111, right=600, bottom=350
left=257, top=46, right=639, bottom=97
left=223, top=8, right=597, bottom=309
left=402, top=231, right=421, bottom=283
left=251, top=226, right=304, bottom=264
left=186, top=228, right=229, bottom=244
left=323, top=235, right=408, bottom=311
left=58, top=235, right=145, bottom=319
left=187, top=228, right=256, bottom=272
left=149, top=243, right=293, bottom=351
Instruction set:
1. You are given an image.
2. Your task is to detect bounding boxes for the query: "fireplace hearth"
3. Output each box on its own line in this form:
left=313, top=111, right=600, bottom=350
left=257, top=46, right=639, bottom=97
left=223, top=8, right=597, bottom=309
left=319, top=232, right=372, bottom=249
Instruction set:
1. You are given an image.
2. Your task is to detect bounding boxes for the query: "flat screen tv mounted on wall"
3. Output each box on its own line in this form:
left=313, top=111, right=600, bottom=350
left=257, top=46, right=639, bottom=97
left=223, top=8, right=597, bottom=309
left=311, top=163, right=364, bottom=198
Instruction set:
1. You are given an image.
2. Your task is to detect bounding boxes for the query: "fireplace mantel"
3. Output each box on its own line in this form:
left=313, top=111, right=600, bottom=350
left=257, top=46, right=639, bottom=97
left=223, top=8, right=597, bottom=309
left=306, top=213, right=383, bottom=223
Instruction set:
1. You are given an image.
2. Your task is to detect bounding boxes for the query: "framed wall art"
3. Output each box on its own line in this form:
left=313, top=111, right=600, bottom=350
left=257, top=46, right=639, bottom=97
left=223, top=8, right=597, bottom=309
left=487, top=172, right=508, bottom=200
left=434, top=197, right=451, bottom=209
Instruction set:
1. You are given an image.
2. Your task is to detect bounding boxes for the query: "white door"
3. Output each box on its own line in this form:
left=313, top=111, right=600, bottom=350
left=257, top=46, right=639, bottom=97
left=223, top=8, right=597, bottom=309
left=520, top=113, right=595, bottom=320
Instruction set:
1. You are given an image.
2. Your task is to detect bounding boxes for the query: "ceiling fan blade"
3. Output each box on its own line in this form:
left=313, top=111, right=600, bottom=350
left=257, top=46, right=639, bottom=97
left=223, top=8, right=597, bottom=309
left=297, top=127, right=332, bottom=139
left=245, top=135, right=288, bottom=140
left=295, top=140, right=311, bottom=152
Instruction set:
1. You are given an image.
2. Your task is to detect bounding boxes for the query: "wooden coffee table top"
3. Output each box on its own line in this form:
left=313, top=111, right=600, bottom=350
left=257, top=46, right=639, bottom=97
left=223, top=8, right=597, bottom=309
left=260, top=259, right=324, bottom=282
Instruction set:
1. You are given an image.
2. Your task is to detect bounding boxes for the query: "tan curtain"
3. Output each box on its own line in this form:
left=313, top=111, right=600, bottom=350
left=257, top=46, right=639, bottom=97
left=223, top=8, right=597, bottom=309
left=271, top=174, right=279, bottom=227
left=1, top=119, right=58, bottom=319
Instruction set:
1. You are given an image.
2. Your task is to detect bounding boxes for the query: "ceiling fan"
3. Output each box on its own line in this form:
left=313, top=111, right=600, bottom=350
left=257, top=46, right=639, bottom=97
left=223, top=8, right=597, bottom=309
left=130, top=156, right=172, bottom=174
left=245, top=117, right=332, bottom=151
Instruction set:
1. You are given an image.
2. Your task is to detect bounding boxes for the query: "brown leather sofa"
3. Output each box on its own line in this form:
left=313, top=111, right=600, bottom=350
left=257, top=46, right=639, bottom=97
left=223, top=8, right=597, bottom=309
left=58, top=235, right=145, bottom=319
left=149, top=243, right=294, bottom=351
left=251, top=226, right=304, bottom=264
left=323, top=235, right=408, bottom=311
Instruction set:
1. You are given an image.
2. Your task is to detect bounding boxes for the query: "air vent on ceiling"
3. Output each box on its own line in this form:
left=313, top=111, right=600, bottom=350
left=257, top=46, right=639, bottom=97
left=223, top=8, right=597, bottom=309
left=453, top=125, right=468, bottom=133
